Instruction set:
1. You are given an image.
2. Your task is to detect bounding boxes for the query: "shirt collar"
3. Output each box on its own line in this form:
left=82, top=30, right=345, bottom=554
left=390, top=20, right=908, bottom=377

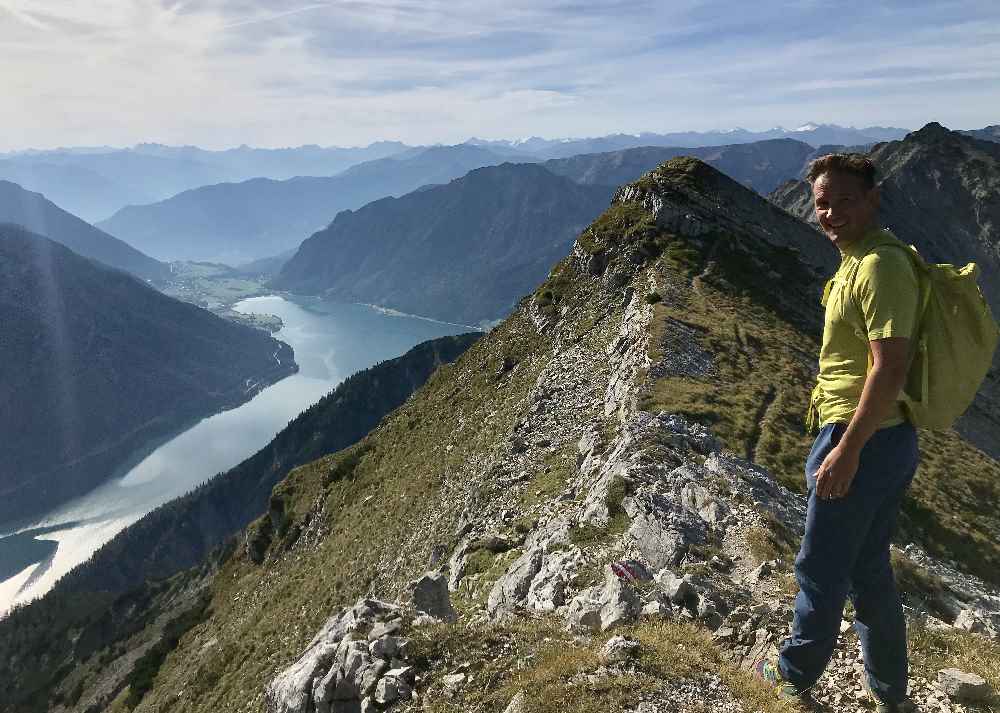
left=840, top=226, right=887, bottom=260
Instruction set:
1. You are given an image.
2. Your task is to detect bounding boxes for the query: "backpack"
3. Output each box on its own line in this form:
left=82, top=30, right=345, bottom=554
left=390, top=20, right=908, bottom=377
left=846, top=233, right=999, bottom=430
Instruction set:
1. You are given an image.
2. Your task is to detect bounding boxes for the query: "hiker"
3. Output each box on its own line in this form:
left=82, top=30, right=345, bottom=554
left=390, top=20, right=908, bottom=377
left=756, top=154, right=920, bottom=712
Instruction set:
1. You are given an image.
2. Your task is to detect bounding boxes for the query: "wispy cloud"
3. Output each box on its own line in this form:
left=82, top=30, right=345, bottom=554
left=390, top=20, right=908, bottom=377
left=2, top=0, right=998, bottom=150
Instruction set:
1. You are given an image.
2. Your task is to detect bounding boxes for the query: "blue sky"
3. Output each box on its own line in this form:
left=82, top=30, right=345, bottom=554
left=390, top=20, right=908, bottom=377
left=1, top=0, right=998, bottom=150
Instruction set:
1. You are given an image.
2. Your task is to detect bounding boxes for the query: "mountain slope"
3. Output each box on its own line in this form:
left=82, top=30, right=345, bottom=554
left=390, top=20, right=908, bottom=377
left=271, top=163, right=614, bottom=325
left=96, top=146, right=512, bottom=264
left=4, top=159, right=998, bottom=713
left=543, top=138, right=816, bottom=195
left=0, top=181, right=169, bottom=282
left=0, top=225, right=296, bottom=525
left=769, top=122, right=1000, bottom=458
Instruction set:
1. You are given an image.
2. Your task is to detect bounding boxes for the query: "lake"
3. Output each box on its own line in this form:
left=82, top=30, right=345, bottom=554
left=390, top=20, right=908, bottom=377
left=0, top=295, right=473, bottom=615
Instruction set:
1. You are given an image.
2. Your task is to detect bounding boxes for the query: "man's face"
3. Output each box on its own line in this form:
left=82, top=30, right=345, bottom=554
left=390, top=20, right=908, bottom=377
left=812, top=170, right=879, bottom=250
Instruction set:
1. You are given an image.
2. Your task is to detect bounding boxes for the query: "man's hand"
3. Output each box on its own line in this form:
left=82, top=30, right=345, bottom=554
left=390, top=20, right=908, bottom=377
left=815, top=443, right=861, bottom=499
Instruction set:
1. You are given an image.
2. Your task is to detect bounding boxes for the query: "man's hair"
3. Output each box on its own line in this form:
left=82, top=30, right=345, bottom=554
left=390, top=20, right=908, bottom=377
left=806, top=153, right=877, bottom=191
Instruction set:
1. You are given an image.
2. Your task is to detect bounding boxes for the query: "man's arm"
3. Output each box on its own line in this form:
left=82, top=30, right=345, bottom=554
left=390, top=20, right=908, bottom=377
left=814, top=336, right=910, bottom=499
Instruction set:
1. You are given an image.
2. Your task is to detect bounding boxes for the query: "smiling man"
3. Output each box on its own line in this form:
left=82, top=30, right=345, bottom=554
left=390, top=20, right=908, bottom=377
left=755, top=154, right=920, bottom=711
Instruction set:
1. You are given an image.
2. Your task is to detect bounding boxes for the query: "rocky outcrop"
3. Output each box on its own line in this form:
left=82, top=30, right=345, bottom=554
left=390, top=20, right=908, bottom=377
left=265, top=598, right=416, bottom=713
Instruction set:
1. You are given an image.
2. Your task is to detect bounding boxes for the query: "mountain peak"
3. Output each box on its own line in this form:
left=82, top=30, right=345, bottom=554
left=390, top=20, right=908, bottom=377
left=909, top=121, right=953, bottom=141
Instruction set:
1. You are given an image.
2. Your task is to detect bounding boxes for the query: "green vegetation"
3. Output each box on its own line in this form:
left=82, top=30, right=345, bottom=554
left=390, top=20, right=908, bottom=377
left=909, top=624, right=1000, bottom=709
left=746, top=510, right=800, bottom=565
left=407, top=616, right=800, bottom=713
left=889, top=550, right=952, bottom=621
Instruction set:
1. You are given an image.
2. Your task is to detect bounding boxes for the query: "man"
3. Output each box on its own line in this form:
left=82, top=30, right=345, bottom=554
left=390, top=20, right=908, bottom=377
left=754, top=154, right=920, bottom=712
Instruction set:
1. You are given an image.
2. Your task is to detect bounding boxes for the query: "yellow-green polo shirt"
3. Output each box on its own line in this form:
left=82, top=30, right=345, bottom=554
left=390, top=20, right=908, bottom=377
left=808, top=228, right=920, bottom=431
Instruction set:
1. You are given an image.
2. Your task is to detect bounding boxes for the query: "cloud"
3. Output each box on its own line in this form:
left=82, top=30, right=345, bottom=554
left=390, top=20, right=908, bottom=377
left=1, top=0, right=998, bottom=150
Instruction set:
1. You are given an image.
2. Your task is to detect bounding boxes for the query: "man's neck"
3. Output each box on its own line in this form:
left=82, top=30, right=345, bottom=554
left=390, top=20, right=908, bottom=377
left=835, top=224, right=881, bottom=255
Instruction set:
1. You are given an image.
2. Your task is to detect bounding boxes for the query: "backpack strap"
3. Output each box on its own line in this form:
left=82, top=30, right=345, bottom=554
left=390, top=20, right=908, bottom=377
left=843, top=238, right=931, bottom=405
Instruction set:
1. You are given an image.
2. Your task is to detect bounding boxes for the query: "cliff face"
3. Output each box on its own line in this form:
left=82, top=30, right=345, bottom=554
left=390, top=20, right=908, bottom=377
left=769, top=122, right=1000, bottom=457
left=0, top=225, right=296, bottom=526
left=4, top=159, right=998, bottom=713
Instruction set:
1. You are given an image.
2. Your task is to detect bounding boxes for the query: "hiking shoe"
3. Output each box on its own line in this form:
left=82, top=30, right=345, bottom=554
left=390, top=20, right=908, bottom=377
left=861, top=675, right=916, bottom=712
left=753, top=657, right=813, bottom=704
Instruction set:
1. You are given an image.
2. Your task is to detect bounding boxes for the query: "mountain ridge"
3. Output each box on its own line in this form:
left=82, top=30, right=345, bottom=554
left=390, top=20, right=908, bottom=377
left=0, top=181, right=169, bottom=282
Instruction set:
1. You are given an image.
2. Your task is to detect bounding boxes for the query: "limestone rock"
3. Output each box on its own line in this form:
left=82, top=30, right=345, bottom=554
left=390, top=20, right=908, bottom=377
left=487, top=548, right=544, bottom=615
left=266, top=641, right=340, bottom=713
left=503, top=691, right=528, bottom=713
left=410, top=571, right=457, bottom=622
left=600, top=635, right=639, bottom=663
left=623, top=491, right=705, bottom=569
left=565, top=566, right=640, bottom=631
left=937, top=669, right=992, bottom=703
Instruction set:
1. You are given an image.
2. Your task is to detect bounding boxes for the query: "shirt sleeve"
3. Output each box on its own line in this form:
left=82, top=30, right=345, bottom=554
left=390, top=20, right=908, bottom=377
left=852, top=249, right=919, bottom=341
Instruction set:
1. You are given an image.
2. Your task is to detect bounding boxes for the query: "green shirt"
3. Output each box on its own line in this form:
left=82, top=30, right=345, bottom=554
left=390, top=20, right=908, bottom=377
left=809, top=227, right=920, bottom=431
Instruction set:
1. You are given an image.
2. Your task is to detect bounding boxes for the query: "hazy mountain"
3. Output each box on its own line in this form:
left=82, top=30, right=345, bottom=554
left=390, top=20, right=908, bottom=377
left=97, top=145, right=512, bottom=264
left=544, top=138, right=817, bottom=195
left=0, top=142, right=412, bottom=222
left=960, top=124, right=1000, bottom=143
left=0, top=225, right=296, bottom=525
left=467, top=123, right=909, bottom=157
left=271, top=162, right=615, bottom=325
left=770, top=122, right=1000, bottom=457
left=0, top=180, right=169, bottom=282
left=10, top=157, right=999, bottom=713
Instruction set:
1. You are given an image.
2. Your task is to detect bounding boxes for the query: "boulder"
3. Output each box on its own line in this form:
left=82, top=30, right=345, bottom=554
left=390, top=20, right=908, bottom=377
left=600, top=635, right=639, bottom=663
left=487, top=548, right=544, bottom=615
left=266, top=641, right=340, bottom=713
left=565, top=566, right=640, bottom=631
left=411, top=571, right=457, bottom=622
left=937, top=669, right=992, bottom=703
left=623, top=491, right=705, bottom=569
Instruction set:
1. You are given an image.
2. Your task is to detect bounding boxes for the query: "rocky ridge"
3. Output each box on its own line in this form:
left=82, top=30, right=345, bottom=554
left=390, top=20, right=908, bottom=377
left=262, top=160, right=999, bottom=713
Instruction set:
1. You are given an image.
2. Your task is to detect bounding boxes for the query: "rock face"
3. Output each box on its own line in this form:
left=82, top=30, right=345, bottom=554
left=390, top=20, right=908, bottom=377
left=265, top=598, right=415, bottom=713
left=770, top=122, right=1000, bottom=457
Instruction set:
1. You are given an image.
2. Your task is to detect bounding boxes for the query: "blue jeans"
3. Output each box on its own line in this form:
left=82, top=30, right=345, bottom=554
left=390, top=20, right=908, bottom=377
left=778, top=420, right=919, bottom=703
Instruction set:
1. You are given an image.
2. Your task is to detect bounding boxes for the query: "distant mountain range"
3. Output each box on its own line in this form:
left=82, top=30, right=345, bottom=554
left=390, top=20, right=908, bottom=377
left=96, top=145, right=513, bottom=264
left=272, top=163, right=614, bottom=325
left=0, top=180, right=169, bottom=282
left=272, top=139, right=834, bottom=325
left=466, top=123, right=910, bottom=157
left=770, top=122, right=1000, bottom=458
left=543, top=138, right=820, bottom=195
left=959, top=125, right=1000, bottom=143
left=0, top=225, right=296, bottom=525
left=0, top=142, right=413, bottom=222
